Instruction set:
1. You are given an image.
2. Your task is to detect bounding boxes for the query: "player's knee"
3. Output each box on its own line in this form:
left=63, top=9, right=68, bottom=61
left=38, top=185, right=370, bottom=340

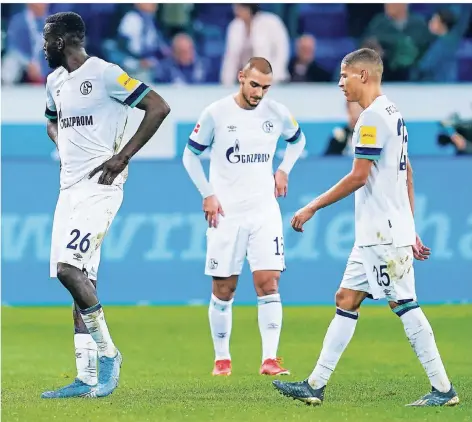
left=335, top=289, right=360, bottom=312
left=212, top=277, right=237, bottom=301
left=57, top=262, right=79, bottom=284
left=254, top=272, right=280, bottom=296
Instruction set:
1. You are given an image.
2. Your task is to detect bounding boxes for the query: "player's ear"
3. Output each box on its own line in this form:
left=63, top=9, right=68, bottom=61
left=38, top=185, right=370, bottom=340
left=237, top=71, right=245, bottom=84
left=360, top=69, right=368, bottom=84
left=57, top=37, right=64, bottom=50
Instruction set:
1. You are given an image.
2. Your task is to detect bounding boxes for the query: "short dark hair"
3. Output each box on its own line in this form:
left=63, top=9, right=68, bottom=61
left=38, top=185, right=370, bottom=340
left=45, top=12, right=85, bottom=43
left=342, top=48, right=383, bottom=75
left=436, top=9, right=457, bottom=31
left=244, top=57, right=273, bottom=74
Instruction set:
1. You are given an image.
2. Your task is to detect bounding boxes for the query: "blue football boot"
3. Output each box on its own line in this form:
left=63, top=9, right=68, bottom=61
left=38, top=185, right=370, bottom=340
left=96, top=350, right=123, bottom=397
left=273, top=379, right=325, bottom=406
left=41, top=378, right=97, bottom=398
left=406, top=384, right=459, bottom=407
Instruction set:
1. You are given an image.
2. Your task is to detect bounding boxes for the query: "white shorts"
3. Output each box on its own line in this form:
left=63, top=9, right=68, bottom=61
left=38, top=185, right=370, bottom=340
left=205, top=208, right=285, bottom=277
left=50, top=179, right=123, bottom=280
left=340, top=244, right=416, bottom=301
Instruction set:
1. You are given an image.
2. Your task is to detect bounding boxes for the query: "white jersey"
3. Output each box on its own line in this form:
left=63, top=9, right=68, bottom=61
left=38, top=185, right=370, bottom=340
left=45, top=57, right=151, bottom=189
left=188, top=95, right=302, bottom=215
left=353, top=95, right=416, bottom=247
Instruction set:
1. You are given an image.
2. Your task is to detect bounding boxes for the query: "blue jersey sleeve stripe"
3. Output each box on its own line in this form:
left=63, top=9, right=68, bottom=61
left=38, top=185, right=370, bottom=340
left=45, top=107, right=57, bottom=119
left=188, top=138, right=208, bottom=152
left=124, top=83, right=149, bottom=107
left=285, top=127, right=301, bottom=143
left=187, top=144, right=203, bottom=155
left=355, top=146, right=382, bottom=156
left=355, top=153, right=380, bottom=160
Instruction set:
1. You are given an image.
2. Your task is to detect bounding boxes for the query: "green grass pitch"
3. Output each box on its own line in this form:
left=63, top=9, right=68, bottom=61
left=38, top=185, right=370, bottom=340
left=2, top=305, right=471, bottom=421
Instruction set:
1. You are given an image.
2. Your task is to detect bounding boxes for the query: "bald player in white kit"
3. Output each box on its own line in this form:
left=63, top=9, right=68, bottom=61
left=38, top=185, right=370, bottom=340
left=183, top=57, right=306, bottom=376
left=273, top=48, right=459, bottom=408
left=41, top=12, right=170, bottom=399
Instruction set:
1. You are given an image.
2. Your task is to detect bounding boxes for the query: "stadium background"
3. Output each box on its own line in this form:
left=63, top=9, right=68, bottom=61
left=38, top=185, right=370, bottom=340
left=1, top=3, right=471, bottom=306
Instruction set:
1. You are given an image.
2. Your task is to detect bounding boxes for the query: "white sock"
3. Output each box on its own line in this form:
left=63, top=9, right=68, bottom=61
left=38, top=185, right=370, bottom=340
left=208, top=294, right=233, bottom=361
left=308, top=308, right=358, bottom=389
left=395, top=303, right=451, bottom=393
left=74, top=333, right=98, bottom=385
left=79, top=303, right=117, bottom=358
left=258, top=293, right=282, bottom=362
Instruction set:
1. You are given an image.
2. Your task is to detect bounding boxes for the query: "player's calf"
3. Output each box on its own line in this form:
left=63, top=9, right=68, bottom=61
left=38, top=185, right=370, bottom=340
left=73, top=278, right=98, bottom=387
left=209, top=276, right=237, bottom=370
left=253, top=270, right=288, bottom=374
left=390, top=300, right=454, bottom=396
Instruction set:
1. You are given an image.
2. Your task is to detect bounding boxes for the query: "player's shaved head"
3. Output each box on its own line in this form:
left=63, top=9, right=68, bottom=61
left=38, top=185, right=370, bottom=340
left=342, top=48, right=383, bottom=79
left=243, top=57, right=273, bottom=76
left=237, top=57, right=273, bottom=109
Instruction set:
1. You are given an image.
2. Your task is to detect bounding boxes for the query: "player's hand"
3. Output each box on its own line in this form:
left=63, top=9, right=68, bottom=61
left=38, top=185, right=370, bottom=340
left=203, top=195, right=224, bottom=228
left=291, top=205, right=316, bottom=232
left=412, top=234, right=431, bottom=261
left=89, top=154, right=129, bottom=185
left=274, top=169, right=288, bottom=197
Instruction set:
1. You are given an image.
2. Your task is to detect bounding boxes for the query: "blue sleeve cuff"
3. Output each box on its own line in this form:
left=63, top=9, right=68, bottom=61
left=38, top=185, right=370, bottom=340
left=187, top=139, right=208, bottom=155
left=124, top=84, right=150, bottom=108
left=285, top=127, right=301, bottom=143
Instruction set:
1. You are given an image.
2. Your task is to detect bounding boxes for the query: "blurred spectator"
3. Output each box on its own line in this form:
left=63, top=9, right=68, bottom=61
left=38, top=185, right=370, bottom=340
left=438, top=112, right=472, bottom=155
left=360, top=37, right=409, bottom=81
left=155, top=33, right=210, bottom=84
left=346, top=4, right=384, bottom=38
left=324, top=102, right=363, bottom=156
left=160, top=4, right=194, bottom=39
left=260, top=3, right=299, bottom=38
left=363, top=4, right=432, bottom=81
left=411, top=5, right=472, bottom=82
left=288, top=35, right=331, bottom=82
left=114, top=3, right=170, bottom=81
left=1, top=3, right=49, bottom=85
left=220, top=4, right=290, bottom=85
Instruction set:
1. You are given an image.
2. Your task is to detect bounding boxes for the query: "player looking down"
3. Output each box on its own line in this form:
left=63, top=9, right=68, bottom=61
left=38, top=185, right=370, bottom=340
left=183, top=57, right=306, bottom=376
left=273, top=48, right=458, bottom=408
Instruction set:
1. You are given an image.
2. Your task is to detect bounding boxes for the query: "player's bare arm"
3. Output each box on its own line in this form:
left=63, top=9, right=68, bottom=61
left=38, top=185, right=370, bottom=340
left=407, top=160, right=431, bottom=261
left=47, top=119, right=58, bottom=146
left=89, top=90, right=171, bottom=185
left=291, top=158, right=372, bottom=232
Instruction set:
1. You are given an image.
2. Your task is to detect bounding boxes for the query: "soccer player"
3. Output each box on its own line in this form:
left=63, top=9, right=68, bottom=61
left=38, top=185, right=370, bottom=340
left=273, top=48, right=459, bottom=407
left=41, top=12, right=170, bottom=398
left=183, top=57, right=306, bottom=376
